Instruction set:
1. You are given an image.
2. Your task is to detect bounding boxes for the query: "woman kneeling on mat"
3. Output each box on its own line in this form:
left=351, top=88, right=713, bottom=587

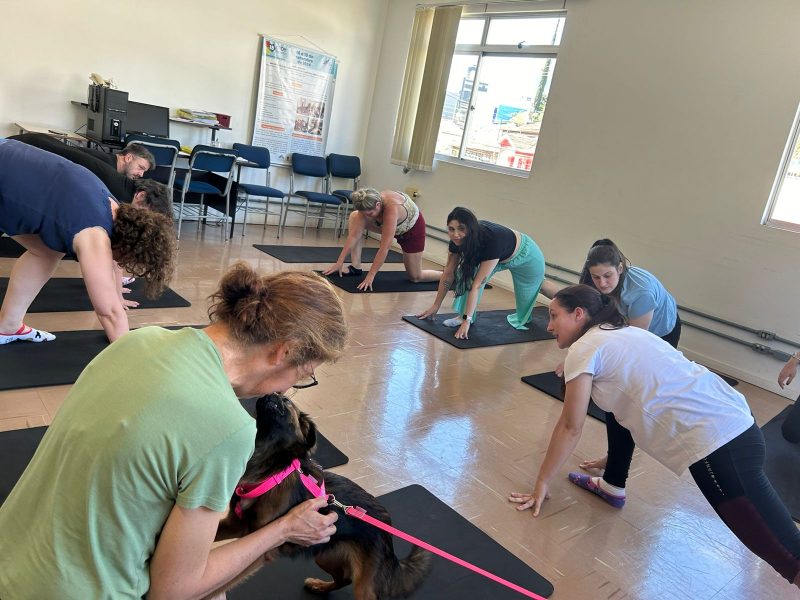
left=569, top=238, right=682, bottom=492
left=0, top=139, right=175, bottom=344
left=417, top=206, right=555, bottom=340
left=322, top=188, right=441, bottom=291
left=509, top=285, right=800, bottom=588
left=0, top=263, right=347, bottom=599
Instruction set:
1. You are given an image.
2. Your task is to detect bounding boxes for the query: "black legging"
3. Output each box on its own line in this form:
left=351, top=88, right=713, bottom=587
left=603, top=316, right=682, bottom=488
left=689, top=423, right=800, bottom=583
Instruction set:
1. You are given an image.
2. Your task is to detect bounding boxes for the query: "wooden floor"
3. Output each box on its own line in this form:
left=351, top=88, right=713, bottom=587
left=1, top=222, right=797, bottom=599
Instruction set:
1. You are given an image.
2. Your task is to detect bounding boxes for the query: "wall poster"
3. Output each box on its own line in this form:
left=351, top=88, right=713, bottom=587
left=251, top=36, right=338, bottom=165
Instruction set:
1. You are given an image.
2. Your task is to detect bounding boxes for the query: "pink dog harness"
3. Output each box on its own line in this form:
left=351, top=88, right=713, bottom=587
left=233, top=458, right=325, bottom=519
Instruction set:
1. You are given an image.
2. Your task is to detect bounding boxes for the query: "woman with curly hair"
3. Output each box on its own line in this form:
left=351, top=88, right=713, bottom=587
left=0, top=138, right=176, bottom=343
left=417, top=206, right=556, bottom=339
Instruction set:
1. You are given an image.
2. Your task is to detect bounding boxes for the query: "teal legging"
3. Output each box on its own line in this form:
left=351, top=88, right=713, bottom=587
left=452, top=233, right=545, bottom=330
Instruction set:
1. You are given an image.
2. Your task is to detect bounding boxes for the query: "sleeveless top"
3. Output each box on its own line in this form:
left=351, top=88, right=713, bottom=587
left=376, top=192, right=419, bottom=236
left=0, top=139, right=114, bottom=256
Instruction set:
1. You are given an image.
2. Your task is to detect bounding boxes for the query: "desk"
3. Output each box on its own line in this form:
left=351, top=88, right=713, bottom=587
left=169, top=117, right=231, bottom=144
left=13, top=122, right=86, bottom=145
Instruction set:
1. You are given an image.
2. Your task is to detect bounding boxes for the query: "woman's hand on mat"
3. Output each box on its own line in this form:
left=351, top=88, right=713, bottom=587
left=122, top=299, right=139, bottom=310
left=357, top=273, right=375, bottom=292
left=281, top=496, right=338, bottom=546
left=778, top=358, right=798, bottom=388
left=509, top=481, right=550, bottom=517
left=554, top=361, right=565, bottom=377
left=322, top=263, right=347, bottom=277
left=417, top=305, right=439, bottom=320
left=454, top=320, right=471, bottom=339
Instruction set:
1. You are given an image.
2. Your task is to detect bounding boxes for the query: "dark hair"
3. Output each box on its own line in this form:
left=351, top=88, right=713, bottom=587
left=578, top=238, right=630, bottom=299
left=132, top=178, right=172, bottom=217
left=447, top=206, right=484, bottom=296
left=208, top=263, right=348, bottom=366
left=110, top=203, right=177, bottom=299
left=119, top=144, right=155, bottom=169
left=554, top=284, right=627, bottom=338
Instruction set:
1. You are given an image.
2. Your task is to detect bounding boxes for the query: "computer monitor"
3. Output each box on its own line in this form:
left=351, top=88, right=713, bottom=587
left=126, top=101, right=170, bottom=138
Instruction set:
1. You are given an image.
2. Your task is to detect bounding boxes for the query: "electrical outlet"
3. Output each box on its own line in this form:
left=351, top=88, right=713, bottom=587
left=404, top=186, right=419, bottom=198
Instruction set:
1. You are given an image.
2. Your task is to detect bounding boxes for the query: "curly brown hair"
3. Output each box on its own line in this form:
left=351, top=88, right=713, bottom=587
left=110, top=203, right=177, bottom=299
left=208, top=262, right=348, bottom=366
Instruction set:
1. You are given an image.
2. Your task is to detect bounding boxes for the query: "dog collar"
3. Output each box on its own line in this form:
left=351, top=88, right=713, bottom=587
left=233, top=458, right=326, bottom=518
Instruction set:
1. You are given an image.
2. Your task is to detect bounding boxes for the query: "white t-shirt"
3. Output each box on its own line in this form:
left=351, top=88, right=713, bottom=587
left=564, top=325, right=754, bottom=475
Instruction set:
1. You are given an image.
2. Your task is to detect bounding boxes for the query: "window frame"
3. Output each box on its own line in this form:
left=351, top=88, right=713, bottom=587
left=762, top=100, right=800, bottom=233
left=435, top=12, right=564, bottom=177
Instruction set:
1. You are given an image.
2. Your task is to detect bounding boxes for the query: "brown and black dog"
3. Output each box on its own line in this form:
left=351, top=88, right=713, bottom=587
left=214, top=393, right=431, bottom=599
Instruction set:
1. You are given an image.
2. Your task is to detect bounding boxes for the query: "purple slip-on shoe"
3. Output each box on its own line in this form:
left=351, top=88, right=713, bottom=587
left=568, top=472, right=626, bottom=508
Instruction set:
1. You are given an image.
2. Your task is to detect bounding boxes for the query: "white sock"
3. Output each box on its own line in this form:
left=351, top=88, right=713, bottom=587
left=0, top=326, right=56, bottom=344
left=597, top=478, right=626, bottom=497
left=442, top=316, right=463, bottom=327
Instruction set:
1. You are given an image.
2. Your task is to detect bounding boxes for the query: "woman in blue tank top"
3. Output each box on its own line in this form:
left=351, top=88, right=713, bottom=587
left=0, top=139, right=176, bottom=344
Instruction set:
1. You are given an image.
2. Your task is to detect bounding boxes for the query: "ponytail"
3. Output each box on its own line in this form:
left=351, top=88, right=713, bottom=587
left=553, top=284, right=627, bottom=338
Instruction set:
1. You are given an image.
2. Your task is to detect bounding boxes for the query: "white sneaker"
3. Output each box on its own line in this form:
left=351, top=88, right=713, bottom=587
left=442, top=316, right=463, bottom=328
left=0, top=325, right=56, bottom=345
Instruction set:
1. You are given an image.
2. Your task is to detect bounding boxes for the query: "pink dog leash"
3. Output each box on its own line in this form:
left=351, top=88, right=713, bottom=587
left=234, top=465, right=548, bottom=600
left=329, top=497, right=548, bottom=600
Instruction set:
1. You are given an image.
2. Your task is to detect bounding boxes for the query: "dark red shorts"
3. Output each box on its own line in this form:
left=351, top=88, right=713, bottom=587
left=395, top=212, right=426, bottom=254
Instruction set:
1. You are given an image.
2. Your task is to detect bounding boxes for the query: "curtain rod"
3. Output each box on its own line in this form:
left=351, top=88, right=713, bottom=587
left=415, top=1, right=566, bottom=9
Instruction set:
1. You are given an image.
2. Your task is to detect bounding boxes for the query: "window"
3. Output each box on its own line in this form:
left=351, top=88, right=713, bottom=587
left=435, top=12, right=565, bottom=175
left=763, top=101, right=800, bottom=232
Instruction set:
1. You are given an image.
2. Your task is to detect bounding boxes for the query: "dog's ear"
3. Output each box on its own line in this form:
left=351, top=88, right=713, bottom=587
left=298, top=410, right=317, bottom=450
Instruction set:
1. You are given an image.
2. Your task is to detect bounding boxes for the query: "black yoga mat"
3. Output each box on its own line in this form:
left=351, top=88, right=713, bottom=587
left=0, top=236, right=75, bottom=260
left=521, top=371, right=607, bottom=423
left=0, top=426, right=46, bottom=504
left=403, top=306, right=553, bottom=349
left=254, top=245, right=404, bottom=264
left=229, top=484, right=554, bottom=599
left=0, top=326, right=203, bottom=391
left=239, top=397, right=348, bottom=468
left=0, top=422, right=347, bottom=506
left=762, top=405, right=800, bottom=522
left=0, top=277, right=190, bottom=313
left=319, top=270, right=440, bottom=294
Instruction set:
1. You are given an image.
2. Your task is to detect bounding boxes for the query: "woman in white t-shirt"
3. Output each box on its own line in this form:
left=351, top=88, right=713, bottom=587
left=510, top=284, right=800, bottom=587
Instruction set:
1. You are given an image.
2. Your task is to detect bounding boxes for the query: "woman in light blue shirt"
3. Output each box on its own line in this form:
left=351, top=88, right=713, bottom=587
left=570, top=238, right=681, bottom=506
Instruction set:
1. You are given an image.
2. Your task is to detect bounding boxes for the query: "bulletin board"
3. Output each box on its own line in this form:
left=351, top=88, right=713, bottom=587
left=251, top=36, right=338, bottom=165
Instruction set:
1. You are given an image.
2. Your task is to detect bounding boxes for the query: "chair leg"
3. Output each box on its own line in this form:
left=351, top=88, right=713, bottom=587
left=199, top=194, right=206, bottom=231
left=223, top=192, right=230, bottom=242
left=242, top=192, right=249, bottom=237
left=177, top=190, right=186, bottom=240
left=279, top=197, right=289, bottom=238
left=302, top=202, right=310, bottom=237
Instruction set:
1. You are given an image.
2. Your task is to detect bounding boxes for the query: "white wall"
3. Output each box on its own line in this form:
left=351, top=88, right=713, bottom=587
left=0, top=0, right=387, bottom=192
left=363, top=0, right=800, bottom=397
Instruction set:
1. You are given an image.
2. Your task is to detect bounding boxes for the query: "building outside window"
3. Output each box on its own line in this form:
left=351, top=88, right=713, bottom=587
left=763, top=101, right=800, bottom=232
left=435, top=13, right=565, bottom=175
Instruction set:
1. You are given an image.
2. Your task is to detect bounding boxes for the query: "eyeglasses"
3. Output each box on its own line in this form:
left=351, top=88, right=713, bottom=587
left=292, top=371, right=318, bottom=390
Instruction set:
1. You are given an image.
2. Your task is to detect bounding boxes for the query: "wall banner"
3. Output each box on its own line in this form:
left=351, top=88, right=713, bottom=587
left=252, top=36, right=338, bottom=164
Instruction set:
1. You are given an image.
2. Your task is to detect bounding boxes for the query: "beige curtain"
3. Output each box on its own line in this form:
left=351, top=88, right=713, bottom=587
left=391, top=5, right=462, bottom=172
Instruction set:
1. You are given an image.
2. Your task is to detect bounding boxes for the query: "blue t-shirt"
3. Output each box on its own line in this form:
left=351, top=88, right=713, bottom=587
left=619, top=266, right=678, bottom=337
left=0, top=138, right=114, bottom=256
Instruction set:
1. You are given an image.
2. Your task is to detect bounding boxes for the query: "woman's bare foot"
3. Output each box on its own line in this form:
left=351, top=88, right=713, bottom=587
left=579, top=455, right=608, bottom=477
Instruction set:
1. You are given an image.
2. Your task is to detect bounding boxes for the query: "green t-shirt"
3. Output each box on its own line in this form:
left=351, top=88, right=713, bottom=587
left=0, top=327, right=256, bottom=599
